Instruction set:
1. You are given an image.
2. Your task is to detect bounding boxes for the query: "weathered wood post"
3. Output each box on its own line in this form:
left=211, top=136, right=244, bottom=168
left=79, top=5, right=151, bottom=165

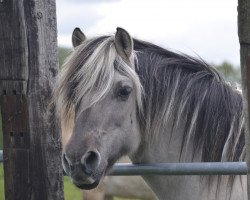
left=0, top=1, right=64, bottom=199
left=238, top=0, right=250, bottom=199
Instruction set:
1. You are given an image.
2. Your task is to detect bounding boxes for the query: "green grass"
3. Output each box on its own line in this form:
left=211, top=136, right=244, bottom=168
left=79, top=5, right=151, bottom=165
left=64, top=176, right=82, bottom=199
left=0, top=164, right=4, bottom=200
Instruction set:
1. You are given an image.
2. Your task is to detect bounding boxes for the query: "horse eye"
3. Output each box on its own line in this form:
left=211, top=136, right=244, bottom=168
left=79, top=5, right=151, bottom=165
left=117, top=86, right=132, bottom=100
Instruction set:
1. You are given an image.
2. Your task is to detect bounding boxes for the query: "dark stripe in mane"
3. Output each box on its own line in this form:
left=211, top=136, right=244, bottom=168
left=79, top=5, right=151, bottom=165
left=133, top=39, right=245, bottom=162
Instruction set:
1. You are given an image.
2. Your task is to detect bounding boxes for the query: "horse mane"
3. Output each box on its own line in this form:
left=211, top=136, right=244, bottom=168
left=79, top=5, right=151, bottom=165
left=133, top=39, right=245, bottom=163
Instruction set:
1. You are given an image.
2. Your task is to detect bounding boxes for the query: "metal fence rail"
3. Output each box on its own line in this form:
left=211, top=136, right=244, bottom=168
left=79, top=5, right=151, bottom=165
left=0, top=150, right=247, bottom=176
left=109, top=162, right=247, bottom=176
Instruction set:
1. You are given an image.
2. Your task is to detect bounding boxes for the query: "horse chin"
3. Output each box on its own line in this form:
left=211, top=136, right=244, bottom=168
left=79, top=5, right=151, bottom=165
left=74, top=179, right=100, bottom=190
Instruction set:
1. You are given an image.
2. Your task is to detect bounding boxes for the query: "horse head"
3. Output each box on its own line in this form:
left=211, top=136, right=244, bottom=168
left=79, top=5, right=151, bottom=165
left=56, top=28, right=142, bottom=189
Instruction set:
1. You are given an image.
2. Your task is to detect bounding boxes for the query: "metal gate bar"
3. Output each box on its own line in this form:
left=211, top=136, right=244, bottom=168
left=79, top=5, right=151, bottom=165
left=0, top=151, right=246, bottom=176
left=109, top=162, right=247, bottom=176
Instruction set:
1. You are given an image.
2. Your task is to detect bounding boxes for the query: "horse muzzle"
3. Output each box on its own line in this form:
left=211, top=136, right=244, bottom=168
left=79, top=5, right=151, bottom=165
left=70, top=169, right=100, bottom=190
left=73, top=178, right=100, bottom=190
left=62, top=151, right=102, bottom=189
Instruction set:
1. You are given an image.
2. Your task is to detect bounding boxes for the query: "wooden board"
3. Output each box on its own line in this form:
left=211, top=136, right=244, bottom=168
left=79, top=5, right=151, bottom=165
left=238, top=0, right=250, bottom=199
left=0, top=0, right=64, bottom=199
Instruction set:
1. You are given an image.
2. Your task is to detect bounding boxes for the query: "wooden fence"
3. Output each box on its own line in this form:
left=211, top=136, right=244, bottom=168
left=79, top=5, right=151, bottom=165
left=0, top=0, right=249, bottom=200
left=0, top=1, right=63, bottom=199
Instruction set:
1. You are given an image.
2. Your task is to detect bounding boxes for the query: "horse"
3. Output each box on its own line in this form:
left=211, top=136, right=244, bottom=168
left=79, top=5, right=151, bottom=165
left=53, top=27, right=247, bottom=200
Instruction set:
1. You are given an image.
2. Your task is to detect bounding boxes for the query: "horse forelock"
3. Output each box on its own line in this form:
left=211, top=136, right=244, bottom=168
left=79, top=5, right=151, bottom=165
left=54, top=35, right=143, bottom=123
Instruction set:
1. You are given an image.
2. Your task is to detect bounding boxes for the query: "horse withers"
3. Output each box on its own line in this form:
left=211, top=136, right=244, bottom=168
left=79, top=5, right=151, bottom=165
left=54, top=27, right=247, bottom=200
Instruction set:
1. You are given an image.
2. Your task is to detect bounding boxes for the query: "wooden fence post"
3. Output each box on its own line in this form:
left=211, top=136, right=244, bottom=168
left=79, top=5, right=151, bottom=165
left=0, top=0, right=64, bottom=199
left=238, top=0, right=250, bottom=199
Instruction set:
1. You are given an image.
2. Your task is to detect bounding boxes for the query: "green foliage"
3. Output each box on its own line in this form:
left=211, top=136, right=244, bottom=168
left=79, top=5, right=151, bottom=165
left=215, top=62, right=241, bottom=84
left=58, top=47, right=72, bottom=68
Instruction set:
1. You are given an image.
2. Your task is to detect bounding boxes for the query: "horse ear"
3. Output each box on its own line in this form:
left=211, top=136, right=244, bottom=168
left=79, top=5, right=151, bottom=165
left=72, top=28, right=86, bottom=48
left=114, top=27, right=133, bottom=63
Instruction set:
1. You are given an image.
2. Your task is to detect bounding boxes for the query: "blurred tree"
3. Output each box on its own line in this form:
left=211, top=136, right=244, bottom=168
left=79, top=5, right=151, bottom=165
left=215, top=61, right=241, bottom=84
left=58, top=47, right=72, bottom=67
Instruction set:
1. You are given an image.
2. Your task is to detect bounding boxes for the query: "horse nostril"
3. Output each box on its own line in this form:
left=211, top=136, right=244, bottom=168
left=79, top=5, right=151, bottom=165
left=62, top=153, right=74, bottom=172
left=81, top=150, right=101, bottom=172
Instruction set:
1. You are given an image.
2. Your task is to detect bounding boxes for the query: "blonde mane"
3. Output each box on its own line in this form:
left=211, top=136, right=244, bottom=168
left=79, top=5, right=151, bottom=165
left=53, top=36, right=143, bottom=132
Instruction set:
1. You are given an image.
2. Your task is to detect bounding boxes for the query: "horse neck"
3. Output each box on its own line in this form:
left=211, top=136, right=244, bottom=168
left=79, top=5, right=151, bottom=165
left=131, top=47, right=245, bottom=164
left=131, top=51, right=200, bottom=163
left=131, top=115, right=199, bottom=164
left=130, top=42, right=246, bottom=200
